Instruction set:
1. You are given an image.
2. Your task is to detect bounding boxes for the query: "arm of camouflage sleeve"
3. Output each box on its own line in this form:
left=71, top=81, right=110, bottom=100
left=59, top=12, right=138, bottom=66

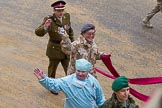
left=67, top=44, right=76, bottom=74
left=60, top=31, right=72, bottom=55
left=100, top=99, right=112, bottom=108
left=96, top=51, right=105, bottom=60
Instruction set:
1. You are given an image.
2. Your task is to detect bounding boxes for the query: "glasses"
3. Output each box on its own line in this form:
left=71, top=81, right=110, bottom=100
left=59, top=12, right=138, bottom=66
left=85, top=32, right=95, bottom=36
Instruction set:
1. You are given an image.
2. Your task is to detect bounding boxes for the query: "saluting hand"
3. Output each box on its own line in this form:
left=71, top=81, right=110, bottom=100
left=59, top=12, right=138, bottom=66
left=33, top=68, right=45, bottom=80
left=44, top=19, right=52, bottom=30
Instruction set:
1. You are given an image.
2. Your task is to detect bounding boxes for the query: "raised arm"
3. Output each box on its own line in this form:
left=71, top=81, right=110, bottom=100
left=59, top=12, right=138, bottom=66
left=35, top=17, right=52, bottom=37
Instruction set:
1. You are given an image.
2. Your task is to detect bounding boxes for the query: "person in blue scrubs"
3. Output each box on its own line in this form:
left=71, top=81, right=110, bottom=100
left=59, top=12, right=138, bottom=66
left=33, top=58, right=105, bottom=108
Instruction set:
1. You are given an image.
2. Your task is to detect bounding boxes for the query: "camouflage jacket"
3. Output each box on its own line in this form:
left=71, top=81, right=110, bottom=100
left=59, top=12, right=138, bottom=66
left=67, top=36, right=104, bottom=75
left=101, top=93, right=139, bottom=108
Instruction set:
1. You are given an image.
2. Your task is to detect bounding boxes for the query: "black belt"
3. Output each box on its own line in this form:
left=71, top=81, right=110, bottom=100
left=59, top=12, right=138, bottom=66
left=50, top=40, right=61, bottom=44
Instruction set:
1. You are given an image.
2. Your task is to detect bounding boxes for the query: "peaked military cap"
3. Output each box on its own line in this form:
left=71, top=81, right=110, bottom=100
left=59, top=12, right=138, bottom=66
left=51, top=0, right=66, bottom=10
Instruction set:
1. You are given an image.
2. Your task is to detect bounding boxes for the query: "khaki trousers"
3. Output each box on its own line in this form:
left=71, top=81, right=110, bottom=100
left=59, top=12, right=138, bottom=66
left=48, top=57, right=69, bottom=78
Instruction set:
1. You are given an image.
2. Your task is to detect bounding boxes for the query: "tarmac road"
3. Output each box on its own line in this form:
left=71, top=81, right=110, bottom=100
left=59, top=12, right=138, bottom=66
left=0, top=0, right=162, bottom=108
left=69, top=0, right=162, bottom=52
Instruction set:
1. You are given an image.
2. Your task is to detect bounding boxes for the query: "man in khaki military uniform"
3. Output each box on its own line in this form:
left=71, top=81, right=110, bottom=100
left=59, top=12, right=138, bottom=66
left=35, top=1, right=74, bottom=82
left=142, top=0, right=162, bottom=28
left=67, top=24, right=105, bottom=78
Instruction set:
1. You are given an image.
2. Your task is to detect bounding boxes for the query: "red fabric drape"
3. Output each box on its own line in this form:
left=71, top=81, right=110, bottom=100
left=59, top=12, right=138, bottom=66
left=101, top=54, right=120, bottom=77
left=129, top=77, right=162, bottom=85
left=95, top=54, right=162, bottom=102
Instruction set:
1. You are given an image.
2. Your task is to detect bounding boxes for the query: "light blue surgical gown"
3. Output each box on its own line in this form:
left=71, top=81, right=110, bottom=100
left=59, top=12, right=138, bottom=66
left=39, top=73, right=105, bottom=108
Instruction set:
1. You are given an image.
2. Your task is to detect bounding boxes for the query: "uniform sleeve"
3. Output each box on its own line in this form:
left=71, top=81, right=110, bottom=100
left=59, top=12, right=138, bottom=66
left=96, top=51, right=105, bottom=60
left=91, top=42, right=105, bottom=60
left=101, top=99, right=112, bottom=108
left=35, top=16, right=50, bottom=37
left=68, top=25, right=74, bottom=42
left=35, top=25, right=48, bottom=37
left=65, top=13, right=74, bottom=42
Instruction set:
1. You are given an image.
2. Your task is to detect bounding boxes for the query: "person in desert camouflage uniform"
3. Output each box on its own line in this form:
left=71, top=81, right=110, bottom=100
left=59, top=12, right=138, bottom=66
left=67, top=24, right=105, bottom=78
left=142, top=0, right=162, bottom=28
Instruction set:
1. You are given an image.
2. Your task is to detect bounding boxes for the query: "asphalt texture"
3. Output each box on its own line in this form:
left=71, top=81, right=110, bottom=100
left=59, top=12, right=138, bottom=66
left=0, top=0, right=162, bottom=107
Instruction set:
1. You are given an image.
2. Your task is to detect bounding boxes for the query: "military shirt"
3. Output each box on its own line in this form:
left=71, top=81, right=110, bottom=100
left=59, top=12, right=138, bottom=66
left=67, top=36, right=104, bottom=75
left=35, top=13, right=74, bottom=58
left=101, top=93, right=139, bottom=108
